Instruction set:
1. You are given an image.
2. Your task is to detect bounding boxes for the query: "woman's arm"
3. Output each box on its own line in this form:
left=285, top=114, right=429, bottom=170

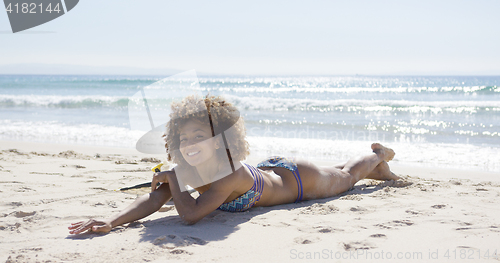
left=68, top=181, right=172, bottom=234
left=165, top=171, right=239, bottom=225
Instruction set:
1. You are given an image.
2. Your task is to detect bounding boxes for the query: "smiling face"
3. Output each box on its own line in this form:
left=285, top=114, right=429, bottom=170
left=164, top=95, right=250, bottom=171
left=179, top=119, right=220, bottom=168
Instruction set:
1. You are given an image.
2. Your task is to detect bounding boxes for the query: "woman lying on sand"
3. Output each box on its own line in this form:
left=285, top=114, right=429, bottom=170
left=69, top=95, right=399, bottom=234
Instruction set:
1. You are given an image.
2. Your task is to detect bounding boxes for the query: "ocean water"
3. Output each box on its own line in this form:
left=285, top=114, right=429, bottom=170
left=1, top=74, right=499, bottom=172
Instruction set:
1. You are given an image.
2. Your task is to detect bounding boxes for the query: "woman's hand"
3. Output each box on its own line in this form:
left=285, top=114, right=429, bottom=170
left=151, top=171, right=172, bottom=192
left=68, top=219, right=112, bottom=235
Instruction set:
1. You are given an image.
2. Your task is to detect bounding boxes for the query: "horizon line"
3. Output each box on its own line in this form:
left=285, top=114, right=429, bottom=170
left=0, top=63, right=499, bottom=77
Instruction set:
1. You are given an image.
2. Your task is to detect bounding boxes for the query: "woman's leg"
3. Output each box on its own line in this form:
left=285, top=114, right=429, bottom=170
left=334, top=161, right=398, bottom=180
left=300, top=143, right=396, bottom=199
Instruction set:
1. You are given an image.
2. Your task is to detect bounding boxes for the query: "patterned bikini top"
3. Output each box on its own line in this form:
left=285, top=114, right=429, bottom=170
left=218, top=163, right=264, bottom=212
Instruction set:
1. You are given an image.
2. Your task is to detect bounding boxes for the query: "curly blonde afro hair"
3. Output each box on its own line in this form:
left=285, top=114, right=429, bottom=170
left=164, top=94, right=250, bottom=167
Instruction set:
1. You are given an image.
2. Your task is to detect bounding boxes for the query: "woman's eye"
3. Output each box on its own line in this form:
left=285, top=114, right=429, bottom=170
left=179, top=135, right=203, bottom=143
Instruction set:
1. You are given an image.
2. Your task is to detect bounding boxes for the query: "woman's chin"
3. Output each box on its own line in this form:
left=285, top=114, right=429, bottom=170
left=184, top=157, right=203, bottom=167
left=183, top=159, right=197, bottom=167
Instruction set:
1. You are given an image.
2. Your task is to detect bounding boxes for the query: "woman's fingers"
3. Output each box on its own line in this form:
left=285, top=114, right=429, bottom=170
left=68, top=221, right=84, bottom=229
left=151, top=172, right=168, bottom=192
left=69, top=221, right=94, bottom=234
left=151, top=176, right=158, bottom=192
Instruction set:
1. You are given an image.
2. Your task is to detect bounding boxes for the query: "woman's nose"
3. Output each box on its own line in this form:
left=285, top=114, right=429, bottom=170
left=183, top=139, right=197, bottom=148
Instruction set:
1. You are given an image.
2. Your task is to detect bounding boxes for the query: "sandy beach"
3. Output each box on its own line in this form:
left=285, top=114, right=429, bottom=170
left=1, top=140, right=499, bottom=263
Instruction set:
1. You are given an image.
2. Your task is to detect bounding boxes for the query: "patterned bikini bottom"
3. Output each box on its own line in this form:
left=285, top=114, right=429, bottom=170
left=257, top=156, right=303, bottom=203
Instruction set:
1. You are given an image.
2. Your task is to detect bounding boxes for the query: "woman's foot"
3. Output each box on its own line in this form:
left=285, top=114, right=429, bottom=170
left=365, top=161, right=400, bottom=180
left=371, top=143, right=395, bottom=162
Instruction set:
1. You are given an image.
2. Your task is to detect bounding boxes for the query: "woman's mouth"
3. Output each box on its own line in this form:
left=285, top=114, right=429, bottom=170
left=187, top=151, right=200, bottom=157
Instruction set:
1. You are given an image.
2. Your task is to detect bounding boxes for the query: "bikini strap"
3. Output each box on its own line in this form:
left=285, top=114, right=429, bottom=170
left=243, top=163, right=264, bottom=198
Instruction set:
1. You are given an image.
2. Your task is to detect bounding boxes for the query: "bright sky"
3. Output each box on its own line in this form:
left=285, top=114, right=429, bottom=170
left=1, top=0, right=499, bottom=75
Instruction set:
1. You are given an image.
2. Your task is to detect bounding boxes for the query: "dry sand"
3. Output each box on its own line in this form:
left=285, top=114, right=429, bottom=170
left=1, top=140, right=499, bottom=263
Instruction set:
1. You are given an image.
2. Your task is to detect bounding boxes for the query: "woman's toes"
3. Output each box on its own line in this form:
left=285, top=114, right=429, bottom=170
left=389, top=172, right=401, bottom=180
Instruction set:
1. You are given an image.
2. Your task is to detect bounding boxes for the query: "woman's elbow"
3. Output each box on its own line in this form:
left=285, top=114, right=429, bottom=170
left=180, top=213, right=202, bottom=225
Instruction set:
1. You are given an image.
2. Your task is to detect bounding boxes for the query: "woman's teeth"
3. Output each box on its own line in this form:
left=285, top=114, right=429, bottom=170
left=187, top=151, right=200, bottom=156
